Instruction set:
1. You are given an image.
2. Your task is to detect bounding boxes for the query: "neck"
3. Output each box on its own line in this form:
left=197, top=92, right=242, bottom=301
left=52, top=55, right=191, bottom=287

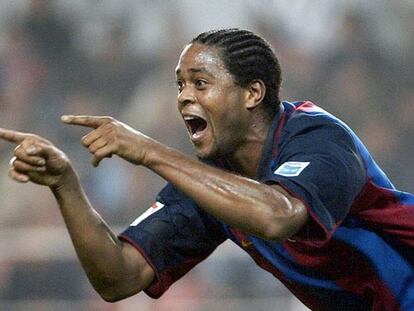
left=225, top=112, right=273, bottom=178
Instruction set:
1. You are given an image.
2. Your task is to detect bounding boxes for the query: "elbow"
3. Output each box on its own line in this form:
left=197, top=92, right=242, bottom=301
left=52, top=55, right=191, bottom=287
left=95, top=283, right=126, bottom=303
left=98, top=285, right=125, bottom=303
left=260, top=221, right=293, bottom=242
left=100, top=292, right=122, bottom=303
left=92, top=277, right=140, bottom=303
left=100, top=293, right=131, bottom=303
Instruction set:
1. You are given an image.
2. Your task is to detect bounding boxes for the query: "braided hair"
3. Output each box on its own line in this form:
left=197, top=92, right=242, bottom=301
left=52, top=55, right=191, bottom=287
left=191, top=28, right=282, bottom=115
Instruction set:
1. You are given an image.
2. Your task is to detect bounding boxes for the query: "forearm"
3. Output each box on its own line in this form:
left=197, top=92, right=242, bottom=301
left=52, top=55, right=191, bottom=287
left=57, top=114, right=306, bottom=240
left=0, top=126, right=153, bottom=301
left=144, top=142, right=306, bottom=241
left=50, top=167, right=152, bottom=300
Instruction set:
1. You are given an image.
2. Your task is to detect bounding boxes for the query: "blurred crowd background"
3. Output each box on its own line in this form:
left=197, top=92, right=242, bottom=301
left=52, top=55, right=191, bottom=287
left=0, top=0, right=413, bottom=310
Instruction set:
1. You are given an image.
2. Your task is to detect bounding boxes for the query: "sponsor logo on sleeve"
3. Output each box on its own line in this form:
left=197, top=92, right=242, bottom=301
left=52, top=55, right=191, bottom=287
left=130, top=201, right=165, bottom=226
left=274, top=161, right=310, bottom=177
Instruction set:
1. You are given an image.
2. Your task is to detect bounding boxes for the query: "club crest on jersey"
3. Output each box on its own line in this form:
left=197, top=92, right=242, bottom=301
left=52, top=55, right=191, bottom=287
left=130, top=202, right=165, bottom=226
left=274, top=161, right=310, bottom=177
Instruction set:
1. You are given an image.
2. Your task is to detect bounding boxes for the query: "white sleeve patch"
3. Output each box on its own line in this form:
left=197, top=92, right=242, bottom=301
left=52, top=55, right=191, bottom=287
left=274, top=161, right=310, bottom=177
left=130, top=201, right=165, bottom=226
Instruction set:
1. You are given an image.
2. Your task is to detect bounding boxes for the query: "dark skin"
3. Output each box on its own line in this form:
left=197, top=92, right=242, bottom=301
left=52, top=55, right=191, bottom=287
left=0, top=43, right=308, bottom=302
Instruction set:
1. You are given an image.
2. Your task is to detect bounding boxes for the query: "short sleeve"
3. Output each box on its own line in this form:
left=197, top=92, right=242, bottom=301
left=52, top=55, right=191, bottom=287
left=119, top=183, right=227, bottom=298
left=262, top=119, right=366, bottom=244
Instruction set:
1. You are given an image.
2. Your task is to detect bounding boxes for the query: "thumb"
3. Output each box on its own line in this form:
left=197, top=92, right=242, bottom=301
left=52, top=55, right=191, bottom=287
left=26, top=142, right=58, bottom=158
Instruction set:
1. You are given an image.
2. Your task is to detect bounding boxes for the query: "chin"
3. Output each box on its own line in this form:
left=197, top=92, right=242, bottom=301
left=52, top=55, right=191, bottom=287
left=195, top=150, right=214, bottom=161
left=194, top=145, right=217, bottom=161
left=195, top=143, right=228, bottom=162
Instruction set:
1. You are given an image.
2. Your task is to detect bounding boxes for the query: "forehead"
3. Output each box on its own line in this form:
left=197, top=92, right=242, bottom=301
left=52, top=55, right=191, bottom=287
left=175, top=43, right=229, bottom=76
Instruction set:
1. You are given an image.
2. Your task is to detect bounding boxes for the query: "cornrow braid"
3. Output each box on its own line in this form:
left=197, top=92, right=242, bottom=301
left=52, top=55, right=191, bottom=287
left=191, top=28, right=282, bottom=115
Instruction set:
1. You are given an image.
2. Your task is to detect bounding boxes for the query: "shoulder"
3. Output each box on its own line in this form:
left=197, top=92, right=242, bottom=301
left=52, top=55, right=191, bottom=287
left=284, top=101, right=344, bottom=128
left=281, top=101, right=356, bottom=144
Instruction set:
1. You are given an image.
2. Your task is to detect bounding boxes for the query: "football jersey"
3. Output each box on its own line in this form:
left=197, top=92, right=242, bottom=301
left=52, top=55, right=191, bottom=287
left=120, top=101, right=414, bottom=310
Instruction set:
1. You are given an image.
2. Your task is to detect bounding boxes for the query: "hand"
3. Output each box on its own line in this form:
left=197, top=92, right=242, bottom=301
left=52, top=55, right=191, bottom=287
left=0, top=128, right=71, bottom=187
left=61, top=115, right=151, bottom=167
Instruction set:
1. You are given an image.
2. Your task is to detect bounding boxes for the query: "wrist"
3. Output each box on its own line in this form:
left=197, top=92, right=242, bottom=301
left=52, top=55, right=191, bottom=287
left=50, top=165, right=80, bottom=194
left=140, top=137, right=163, bottom=168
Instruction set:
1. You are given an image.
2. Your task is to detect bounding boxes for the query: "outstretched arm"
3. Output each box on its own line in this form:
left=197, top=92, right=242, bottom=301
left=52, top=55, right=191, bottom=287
left=62, top=116, right=308, bottom=241
left=0, top=128, right=154, bottom=302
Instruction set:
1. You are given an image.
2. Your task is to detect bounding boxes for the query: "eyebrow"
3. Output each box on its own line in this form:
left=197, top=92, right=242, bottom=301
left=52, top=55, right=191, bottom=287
left=175, top=67, right=214, bottom=77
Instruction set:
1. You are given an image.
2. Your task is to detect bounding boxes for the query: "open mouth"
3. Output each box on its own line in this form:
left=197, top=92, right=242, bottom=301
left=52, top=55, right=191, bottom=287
left=184, top=116, right=208, bottom=138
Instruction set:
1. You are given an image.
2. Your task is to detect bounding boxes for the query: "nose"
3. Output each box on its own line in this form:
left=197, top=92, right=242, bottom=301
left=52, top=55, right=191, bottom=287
left=177, top=87, right=196, bottom=111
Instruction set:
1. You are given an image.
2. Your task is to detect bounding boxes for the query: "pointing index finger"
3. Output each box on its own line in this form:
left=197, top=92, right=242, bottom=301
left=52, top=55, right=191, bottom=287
left=0, top=128, right=27, bottom=144
left=61, top=115, right=112, bottom=129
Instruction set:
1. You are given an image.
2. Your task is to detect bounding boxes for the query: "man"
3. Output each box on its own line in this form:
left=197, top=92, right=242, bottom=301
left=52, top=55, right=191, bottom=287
left=1, top=29, right=413, bottom=310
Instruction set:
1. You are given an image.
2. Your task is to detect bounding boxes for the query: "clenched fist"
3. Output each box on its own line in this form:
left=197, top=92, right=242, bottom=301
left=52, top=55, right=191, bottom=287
left=0, top=129, right=71, bottom=187
left=61, top=115, right=153, bottom=167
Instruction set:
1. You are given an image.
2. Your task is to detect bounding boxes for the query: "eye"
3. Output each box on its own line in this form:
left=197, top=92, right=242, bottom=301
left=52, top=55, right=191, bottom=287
left=195, top=79, right=207, bottom=88
left=176, top=80, right=184, bottom=92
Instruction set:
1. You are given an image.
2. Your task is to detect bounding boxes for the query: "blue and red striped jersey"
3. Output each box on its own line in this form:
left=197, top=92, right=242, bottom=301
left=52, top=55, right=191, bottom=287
left=120, top=101, right=414, bottom=310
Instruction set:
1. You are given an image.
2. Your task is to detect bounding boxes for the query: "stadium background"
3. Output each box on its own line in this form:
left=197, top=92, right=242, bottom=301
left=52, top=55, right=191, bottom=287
left=0, top=1, right=412, bottom=310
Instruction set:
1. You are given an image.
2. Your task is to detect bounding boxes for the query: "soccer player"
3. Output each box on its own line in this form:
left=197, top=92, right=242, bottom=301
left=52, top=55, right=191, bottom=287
left=1, top=29, right=414, bottom=310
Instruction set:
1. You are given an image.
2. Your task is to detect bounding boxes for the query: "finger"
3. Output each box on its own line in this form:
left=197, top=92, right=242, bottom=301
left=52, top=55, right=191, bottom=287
left=88, top=137, right=108, bottom=153
left=91, top=145, right=114, bottom=167
left=61, top=115, right=112, bottom=129
left=91, top=154, right=113, bottom=167
left=8, top=168, right=29, bottom=183
left=14, top=146, right=47, bottom=166
left=81, top=127, right=107, bottom=147
left=13, top=159, right=46, bottom=173
left=9, top=156, right=16, bottom=167
left=0, top=128, right=27, bottom=144
left=21, top=141, right=60, bottom=160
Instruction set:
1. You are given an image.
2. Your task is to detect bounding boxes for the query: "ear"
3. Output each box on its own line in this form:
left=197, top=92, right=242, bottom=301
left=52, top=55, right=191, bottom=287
left=245, top=79, right=266, bottom=110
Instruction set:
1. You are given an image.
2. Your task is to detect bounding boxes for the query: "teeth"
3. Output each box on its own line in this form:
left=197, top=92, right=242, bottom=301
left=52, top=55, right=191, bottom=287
left=184, top=116, right=197, bottom=121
